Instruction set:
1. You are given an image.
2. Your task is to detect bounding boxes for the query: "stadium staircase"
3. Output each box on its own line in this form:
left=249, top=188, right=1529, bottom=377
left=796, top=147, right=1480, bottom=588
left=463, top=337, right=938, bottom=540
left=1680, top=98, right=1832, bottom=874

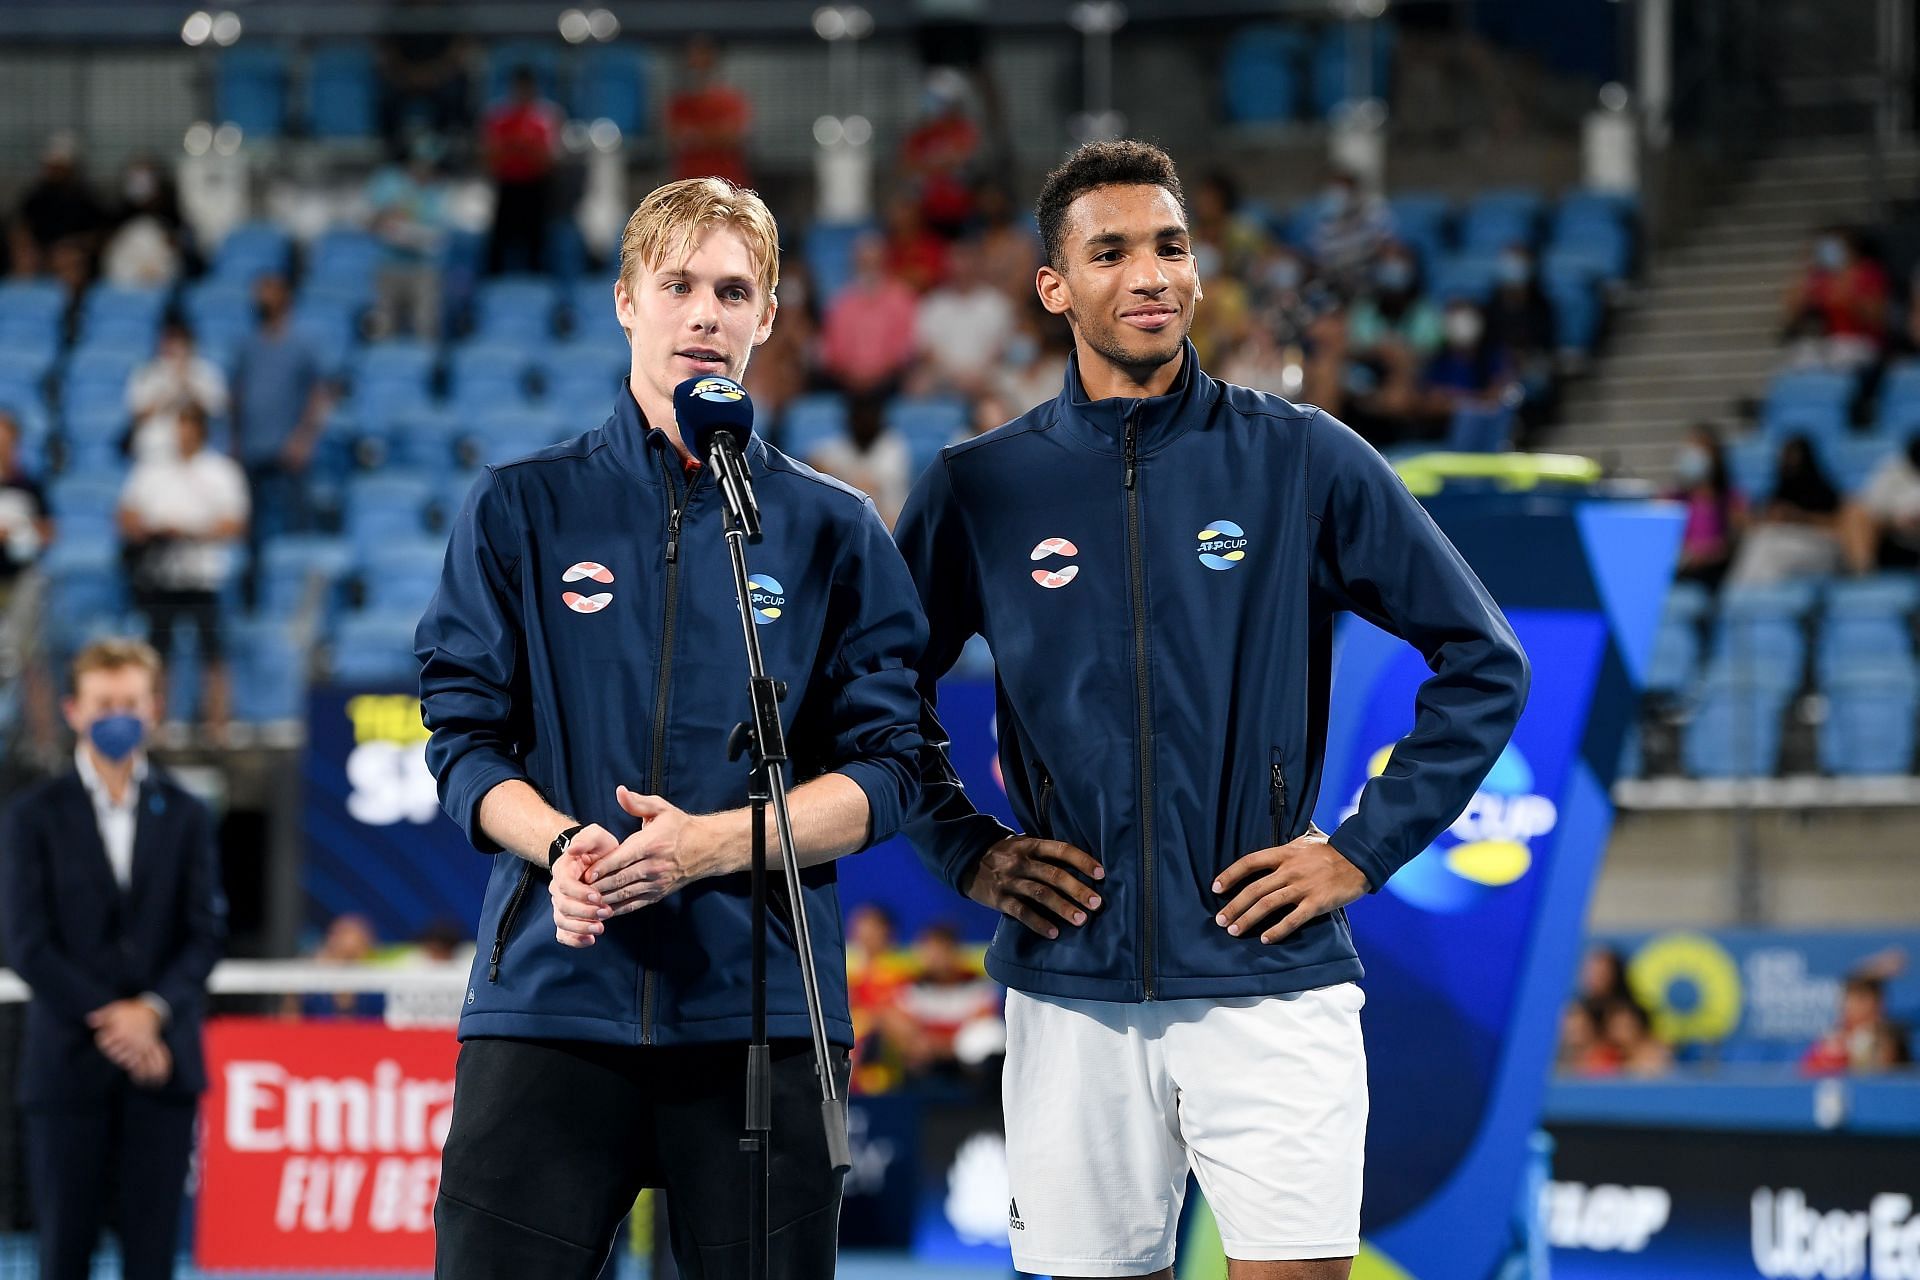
left=1547, top=140, right=1920, bottom=477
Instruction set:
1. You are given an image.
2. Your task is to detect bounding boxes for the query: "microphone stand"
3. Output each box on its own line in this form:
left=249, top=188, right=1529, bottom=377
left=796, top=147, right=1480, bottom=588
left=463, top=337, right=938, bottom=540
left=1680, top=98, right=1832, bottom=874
left=712, top=436, right=850, bottom=1280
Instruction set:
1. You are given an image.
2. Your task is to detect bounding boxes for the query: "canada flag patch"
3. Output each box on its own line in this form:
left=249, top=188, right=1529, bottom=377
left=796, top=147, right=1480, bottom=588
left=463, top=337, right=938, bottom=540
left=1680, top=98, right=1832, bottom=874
left=562, top=562, right=614, bottom=613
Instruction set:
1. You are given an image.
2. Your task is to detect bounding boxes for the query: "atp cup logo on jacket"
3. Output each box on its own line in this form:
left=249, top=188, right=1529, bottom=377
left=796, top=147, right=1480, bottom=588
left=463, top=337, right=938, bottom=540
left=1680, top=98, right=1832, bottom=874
left=1342, top=741, right=1557, bottom=913
left=1029, top=537, right=1080, bottom=589
left=1197, top=518, right=1249, bottom=570
left=561, top=561, right=614, bottom=614
left=747, top=574, right=785, bottom=624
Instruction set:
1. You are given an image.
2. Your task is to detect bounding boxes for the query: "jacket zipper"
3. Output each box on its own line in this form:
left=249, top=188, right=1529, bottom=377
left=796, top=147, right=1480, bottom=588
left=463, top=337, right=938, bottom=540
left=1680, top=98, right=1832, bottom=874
left=1123, top=406, right=1156, bottom=999
left=1270, top=763, right=1288, bottom=847
left=488, top=863, right=535, bottom=982
left=640, top=452, right=691, bottom=1040
left=1036, top=768, right=1054, bottom=838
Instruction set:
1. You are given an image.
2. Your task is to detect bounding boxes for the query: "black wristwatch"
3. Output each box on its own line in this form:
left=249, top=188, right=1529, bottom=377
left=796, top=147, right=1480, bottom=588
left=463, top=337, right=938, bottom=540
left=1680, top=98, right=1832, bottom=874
left=548, top=824, right=586, bottom=872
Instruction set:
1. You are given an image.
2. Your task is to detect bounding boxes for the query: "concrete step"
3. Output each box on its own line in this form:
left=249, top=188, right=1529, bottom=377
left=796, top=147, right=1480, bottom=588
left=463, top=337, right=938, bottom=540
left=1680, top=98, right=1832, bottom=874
left=1558, top=392, right=1746, bottom=423
left=1631, top=280, right=1788, bottom=308
left=1608, top=332, right=1780, bottom=360
left=1600, top=348, right=1779, bottom=377
left=1571, top=365, right=1769, bottom=391
left=1666, top=236, right=1810, bottom=263
left=1699, top=207, right=1873, bottom=235
left=1645, top=259, right=1807, bottom=288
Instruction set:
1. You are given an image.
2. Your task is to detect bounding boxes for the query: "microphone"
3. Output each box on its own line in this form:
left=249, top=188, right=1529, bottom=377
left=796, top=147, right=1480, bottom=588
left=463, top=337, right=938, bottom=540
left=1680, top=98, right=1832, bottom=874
left=675, top=375, right=760, bottom=539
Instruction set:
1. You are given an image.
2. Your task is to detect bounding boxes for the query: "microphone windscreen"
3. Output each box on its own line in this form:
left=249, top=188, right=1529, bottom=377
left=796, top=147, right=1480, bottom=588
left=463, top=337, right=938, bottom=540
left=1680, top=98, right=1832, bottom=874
left=675, top=376, right=755, bottom=462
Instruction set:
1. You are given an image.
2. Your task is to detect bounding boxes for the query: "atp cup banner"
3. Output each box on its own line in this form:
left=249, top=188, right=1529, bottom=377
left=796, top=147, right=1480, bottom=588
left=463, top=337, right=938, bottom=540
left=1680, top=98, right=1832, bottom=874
left=196, top=1018, right=459, bottom=1270
left=1315, top=495, right=1684, bottom=1280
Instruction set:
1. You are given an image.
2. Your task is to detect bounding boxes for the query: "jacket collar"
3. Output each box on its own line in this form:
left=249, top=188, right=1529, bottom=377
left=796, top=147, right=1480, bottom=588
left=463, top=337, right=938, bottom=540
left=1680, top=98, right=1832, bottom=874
left=607, top=381, right=770, bottom=491
left=1053, top=338, right=1215, bottom=457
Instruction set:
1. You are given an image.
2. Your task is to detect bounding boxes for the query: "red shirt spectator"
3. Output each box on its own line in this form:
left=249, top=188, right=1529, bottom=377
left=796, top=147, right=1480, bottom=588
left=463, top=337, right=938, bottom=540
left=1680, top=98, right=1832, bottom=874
left=666, top=36, right=751, bottom=186
left=1786, top=231, right=1889, bottom=346
left=819, top=235, right=920, bottom=393
left=482, top=79, right=559, bottom=184
left=900, top=70, right=980, bottom=235
left=881, top=196, right=948, bottom=294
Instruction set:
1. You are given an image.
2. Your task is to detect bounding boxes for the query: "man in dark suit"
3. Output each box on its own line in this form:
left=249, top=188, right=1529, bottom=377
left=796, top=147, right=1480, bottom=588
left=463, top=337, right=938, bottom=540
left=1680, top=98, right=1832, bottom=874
left=0, top=638, right=225, bottom=1280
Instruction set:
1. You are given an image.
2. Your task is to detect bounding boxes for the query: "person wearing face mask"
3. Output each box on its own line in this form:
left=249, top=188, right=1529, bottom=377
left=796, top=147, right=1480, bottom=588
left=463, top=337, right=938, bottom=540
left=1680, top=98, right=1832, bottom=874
left=232, top=274, right=329, bottom=550
left=1420, top=300, right=1513, bottom=432
left=1666, top=423, right=1746, bottom=592
left=1726, top=435, right=1846, bottom=587
left=1308, top=169, right=1393, bottom=297
left=1839, top=434, right=1920, bottom=574
left=1782, top=227, right=1889, bottom=369
left=1343, top=245, right=1443, bottom=443
left=102, top=155, right=189, bottom=288
left=0, top=638, right=226, bottom=1280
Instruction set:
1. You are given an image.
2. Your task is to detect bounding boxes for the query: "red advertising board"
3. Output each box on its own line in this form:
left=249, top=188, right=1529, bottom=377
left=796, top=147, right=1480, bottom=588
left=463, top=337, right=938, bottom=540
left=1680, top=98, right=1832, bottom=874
left=196, top=1017, right=458, bottom=1270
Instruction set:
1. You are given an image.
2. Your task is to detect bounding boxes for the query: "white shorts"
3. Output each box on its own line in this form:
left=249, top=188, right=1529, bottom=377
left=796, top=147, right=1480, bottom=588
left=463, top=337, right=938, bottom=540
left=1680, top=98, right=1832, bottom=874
left=1002, top=984, right=1368, bottom=1276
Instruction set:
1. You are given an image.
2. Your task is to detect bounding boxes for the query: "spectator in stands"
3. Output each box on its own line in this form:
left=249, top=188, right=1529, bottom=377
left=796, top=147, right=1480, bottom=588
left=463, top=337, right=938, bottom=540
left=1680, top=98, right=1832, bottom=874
left=847, top=904, right=915, bottom=1094
left=0, top=409, right=52, bottom=605
left=1192, top=171, right=1270, bottom=281
left=893, top=922, right=1002, bottom=1080
left=101, top=155, right=188, bottom=289
left=742, top=262, right=814, bottom=428
left=126, top=317, right=229, bottom=464
left=377, top=0, right=475, bottom=157
left=882, top=193, right=949, bottom=293
left=1782, top=227, right=1890, bottom=370
left=6, top=132, right=109, bottom=291
left=1578, top=944, right=1635, bottom=1006
left=974, top=181, right=1040, bottom=301
left=289, top=913, right=383, bottom=1018
left=1219, top=326, right=1305, bottom=399
left=1600, top=998, right=1674, bottom=1077
left=1308, top=169, right=1394, bottom=296
left=819, top=232, right=920, bottom=402
left=808, top=398, right=913, bottom=528
left=1803, top=974, right=1912, bottom=1074
left=901, top=68, right=982, bottom=238
left=665, top=35, right=752, bottom=186
left=1485, top=244, right=1558, bottom=428
left=1726, top=435, right=1845, bottom=587
left=1422, top=299, right=1513, bottom=419
left=481, top=66, right=561, bottom=275
left=232, top=274, right=326, bottom=541
left=1839, top=434, right=1920, bottom=574
left=1669, top=423, right=1746, bottom=592
left=914, top=235, right=1015, bottom=396
left=1555, top=1001, right=1617, bottom=1075
left=1343, top=244, right=1444, bottom=443
left=995, top=307, right=1072, bottom=414
left=118, top=403, right=248, bottom=736
left=366, top=134, right=452, bottom=340
left=0, top=638, right=225, bottom=1280
left=971, top=390, right=1012, bottom=438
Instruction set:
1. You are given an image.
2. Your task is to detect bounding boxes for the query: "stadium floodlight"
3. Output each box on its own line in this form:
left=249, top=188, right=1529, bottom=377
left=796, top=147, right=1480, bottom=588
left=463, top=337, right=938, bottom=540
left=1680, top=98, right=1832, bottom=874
left=588, top=118, right=622, bottom=150
left=1599, top=81, right=1631, bottom=111
left=212, top=123, right=243, bottom=155
left=210, top=10, right=242, bottom=45
left=812, top=7, right=848, bottom=40
left=183, top=122, right=214, bottom=156
left=181, top=10, right=212, bottom=45
left=842, top=6, right=873, bottom=39
left=842, top=115, right=872, bottom=146
left=558, top=8, right=591, bottom=43
left=587, top=8, right=620, bottom=41
left=812, top=116, right=845, bottom=147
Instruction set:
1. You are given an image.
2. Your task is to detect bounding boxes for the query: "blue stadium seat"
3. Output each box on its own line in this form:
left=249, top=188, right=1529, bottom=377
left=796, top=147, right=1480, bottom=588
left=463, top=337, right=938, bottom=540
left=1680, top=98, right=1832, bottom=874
left=1428, top=252, right=1503, bottom=303
left=1385, top=192, right=1452, bottom=263
left=1544, top=223, right=1631, bottom=284
left=1878, top=397, right=1920, bottom=441
left=1819, top=667, right=1919, bottom=775
left=0, top=391, right=52, bottom=447
left=228, top=617, right=309, bottom=721
left=485, top=41, right=564, bottom=105
left=212, top=222, right=292, bottom=284
left=1309, top=20, right=1394, bottom=118
left=1645, top=618, right=1700, bottom=695
left=1826, top=574, right=1920, bottom=620
left=216, top=46, right=288, bottom=137
left=258, top=534, right=356, bottom=619
left=1546, top=282, right=1603, bottom=353
left=1707, top=619, right=1805, bottom=693
left=0, top=346, right=56, bottom=389
left=1727, top=435, right=1778, bottom=501
left=887, top=396, right=970, bottom=474
left=38, top=535, right=126, bottom=649
left=382, top=407, right=462, bottom=471
left=449, top=342, right=535, bottom=410
left=1460, top=188, right=1545, bottom=253
left=1666, top=580, right=1713, bottom=624
left=62, top=348, right=142, bottom=407
left=573, top=45, right=649, bottom=134
left=1446, top=402, right=1515, bottom=453
left=307, top=46, right=377, bottom=138
left=565, top=278, right=619, bottom=337
left=804, top=223, right=875, bottom=307
left=308, top=230, right=386, bottom=306
left=474, top=276, right=560, bottom=343
left=1222, top=24, right=1307, bottom=123
left=1722, top=578, right=1820, bottom=620
left=1877, top=358, right=1920, bottom=408
left=344, top=471, right=436, bottom=552
left=1763, top=369, right=1855, bottom=439
left=330, top=610, right=425, bottom=684
left=1819, top=435, right=1895, bottom=496
left=292, top=301, right=360, bottom=380
left=781, top=393, right=850, bottom=460
left=362, top=537, right=448, bottom=616
left=184, top=278, right=254, bottom=336
left=0, top=280, right=65, bottom=326
left=348, top=342, right=437, bottom=428
left=538, top=341, right=625, bottom=400
left=1818, top=616, right=1912, bottom=683
left=458, top=409, right=563, bottom=468
left=1683, top=675, right=1791, bottom=778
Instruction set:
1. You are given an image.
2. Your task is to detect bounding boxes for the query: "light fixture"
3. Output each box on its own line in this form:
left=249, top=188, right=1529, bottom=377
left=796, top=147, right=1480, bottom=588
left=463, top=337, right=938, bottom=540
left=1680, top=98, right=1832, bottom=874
left=209, top=10, right=242, bottom=45
left=558, top=9, right=591, bottom=43
left=183, top=121, right=214, bottom=155
left=587, top=8, right=619, bottom=41
left=212, top=123, right=243, bottom=154
left=181, top=11, right=212, bottom=46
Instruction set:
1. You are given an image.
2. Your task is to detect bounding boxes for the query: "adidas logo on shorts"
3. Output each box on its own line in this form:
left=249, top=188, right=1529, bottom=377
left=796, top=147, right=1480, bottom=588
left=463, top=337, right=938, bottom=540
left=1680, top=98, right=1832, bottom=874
left=1008, top=1198, right=1025, bottom=1232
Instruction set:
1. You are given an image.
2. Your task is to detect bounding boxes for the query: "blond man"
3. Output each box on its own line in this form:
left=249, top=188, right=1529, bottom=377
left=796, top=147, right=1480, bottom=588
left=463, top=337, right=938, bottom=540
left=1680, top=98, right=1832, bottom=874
left=419, top=178, right=927, bottom=1278
left=0, top=639, right=226, bottom=1280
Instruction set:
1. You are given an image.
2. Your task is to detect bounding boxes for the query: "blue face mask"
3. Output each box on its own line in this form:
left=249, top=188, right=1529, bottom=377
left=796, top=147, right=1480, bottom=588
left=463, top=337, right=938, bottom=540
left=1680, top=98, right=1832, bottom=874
left=1265, top=259, right=1304, bottom=292
left=1375, top=259, right=1413, bottom=292
left=1814, top=238, right=1846, bottom=271
left=88, top=714, right=146, bottom=763
left=1498, top=254, right=1531, bottom=285
left=1676, top=446, right=1710, bottom=487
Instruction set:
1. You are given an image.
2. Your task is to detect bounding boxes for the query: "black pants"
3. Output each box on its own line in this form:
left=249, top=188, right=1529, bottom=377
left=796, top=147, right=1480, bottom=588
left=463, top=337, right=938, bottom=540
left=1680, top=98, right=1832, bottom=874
left=486, top=178, right=551, bottom=275
left=434, top=1038, right=849, bottom=1280
left=23, top=1089, right=196, bottom=1280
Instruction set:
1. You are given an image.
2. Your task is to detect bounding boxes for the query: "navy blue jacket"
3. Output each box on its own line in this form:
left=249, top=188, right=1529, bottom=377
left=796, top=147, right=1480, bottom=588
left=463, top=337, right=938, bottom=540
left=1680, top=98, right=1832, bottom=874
left=895, top=344, right=1529, bottom=1002
left=417, top=390, right=926, bottom=1047
left=0, top=767, right=226, bottom=1104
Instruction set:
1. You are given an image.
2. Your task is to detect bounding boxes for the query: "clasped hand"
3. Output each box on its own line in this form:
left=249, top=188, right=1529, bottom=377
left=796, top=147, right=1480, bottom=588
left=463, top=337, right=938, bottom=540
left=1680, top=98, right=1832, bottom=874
left=88, top=999, right=170, bottom=1088
left=550, top=787, right=712, bottom=948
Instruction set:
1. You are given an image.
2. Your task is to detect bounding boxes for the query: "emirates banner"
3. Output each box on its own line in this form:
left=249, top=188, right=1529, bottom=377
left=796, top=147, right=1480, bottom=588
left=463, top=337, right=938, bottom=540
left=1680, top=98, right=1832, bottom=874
left=196, top=1017, right=458, bottom=1270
